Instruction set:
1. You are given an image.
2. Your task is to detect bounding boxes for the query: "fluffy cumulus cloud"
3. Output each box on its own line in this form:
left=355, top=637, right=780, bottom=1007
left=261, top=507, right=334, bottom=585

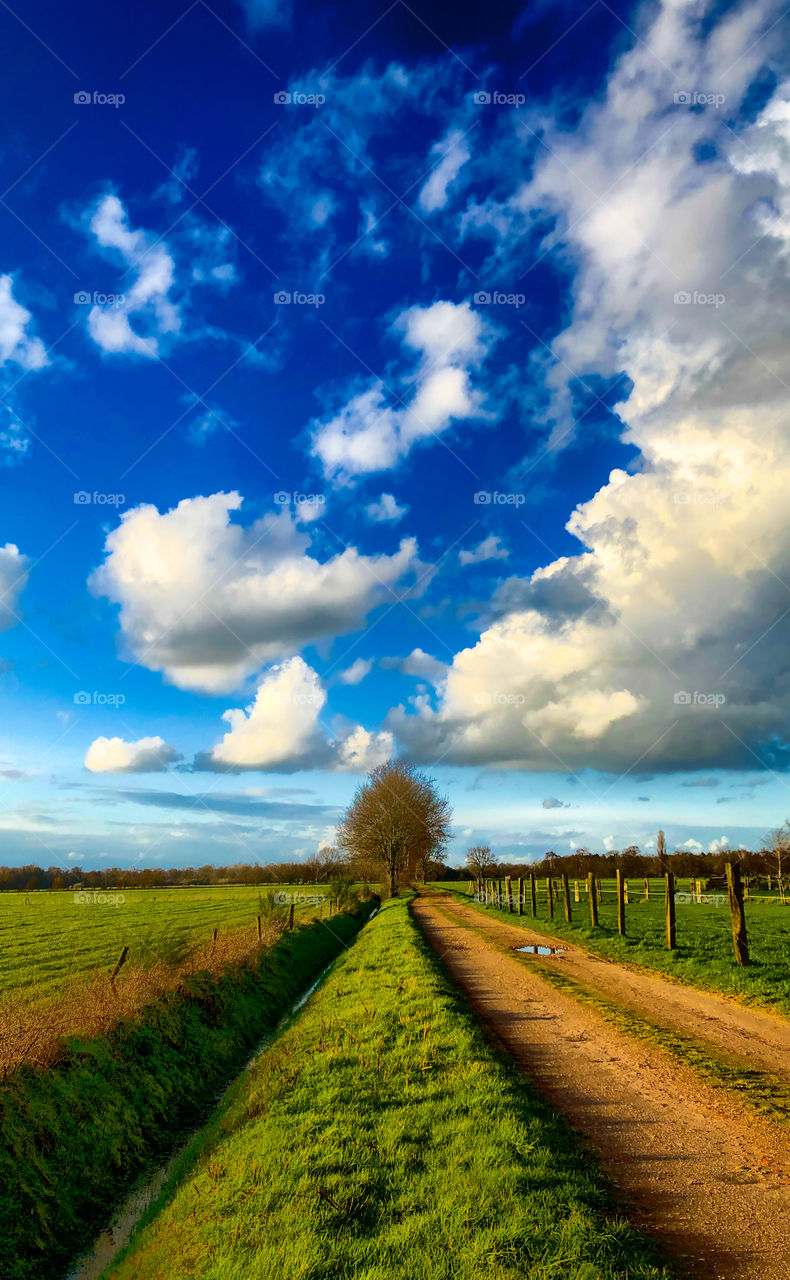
left=311, top=300, right=495, bottom=480
left=91, top=492, right=428, bottom=693
left=389, top=0, right=790, bottom=774
left=85, top=736, right=181, bottom=774
left=0, top=543, right=29, bottom=631
left=197, top=656, right=393, bottom=772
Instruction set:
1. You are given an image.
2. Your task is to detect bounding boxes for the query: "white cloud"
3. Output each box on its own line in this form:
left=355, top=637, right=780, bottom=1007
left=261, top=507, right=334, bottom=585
left=682, top=838, right=704, bottom=854
left=83, top=194, right=180, bottom=357
left=0, top=543, right=28, bottom=632
left=709, top=836, right=730, bottom=854
left=459, top=534, right=508, bottom=567
left=337, top=657, right=373, bottom=685
left=85, top=736, right=181, bottom=774
left=311, top=300, right=495, bottom=481
left=91, top=491, right=428, bottom=693
left=382, top=647, right=448, bottom=684
left=419, top=128, right=471, bottom=213
left=336, top=725, right=394, bottom=772
left=0, top=275, right=48, bottom=370
left=389, top=3, right=790, bottom=774
left=365, top=492, right=409, bottom=523
left=198, top=656, right=393, bottom=772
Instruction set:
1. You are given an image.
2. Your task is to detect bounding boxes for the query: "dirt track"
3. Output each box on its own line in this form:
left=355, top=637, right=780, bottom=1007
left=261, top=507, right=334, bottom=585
left=412, top=892, right=790, bottom=1280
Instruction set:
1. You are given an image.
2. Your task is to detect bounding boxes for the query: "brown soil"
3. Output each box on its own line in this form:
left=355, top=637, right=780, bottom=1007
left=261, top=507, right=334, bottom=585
left=412, top=892, right=790, bottom=1280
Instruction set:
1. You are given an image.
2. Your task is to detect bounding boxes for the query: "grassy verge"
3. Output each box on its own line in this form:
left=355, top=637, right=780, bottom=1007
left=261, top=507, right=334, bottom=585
left=434, top=885, right=790, bottom=1017
left=0, top=905, right=373, bottom=1280
left=483, top=940, right=790, bottom=1132
left=103, top=895, right=675, bottom=1280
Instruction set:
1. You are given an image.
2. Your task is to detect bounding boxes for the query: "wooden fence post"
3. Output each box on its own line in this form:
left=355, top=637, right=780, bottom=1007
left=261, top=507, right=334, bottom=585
left=562, top=873, right=572, bottom=923
left=212, top=926, right=218, bottom=950
left=643, top=877, right=649, bottom=902
left=256, top=914, right=262, bottom=941
left=530, top=873, right=537, bottom=917
left=587, top=873, right=598, bottom=926
left=109, top=945, right=129, bottom=986
left=505, top=875, right=513, bottom=913
left=624, top=879, right=629, bottom=905
left=616, top=869, right=626, bottom=937
left=725, top=861, right=749, bottom=966
left=517, top=877, right=523, bottom=916
left=597, top=879, right=602, bottom=903
left=574, top=879, right=580, bottom=903
left=665, top=872, right=676, bottom=950
left=289, top=904, right=295, bottom=931
left=546, top=877, right=553, bottom=920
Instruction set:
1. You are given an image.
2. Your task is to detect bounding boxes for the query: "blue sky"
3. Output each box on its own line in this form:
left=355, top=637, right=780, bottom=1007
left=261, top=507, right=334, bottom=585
left=1, top=0, right=790, bottom=869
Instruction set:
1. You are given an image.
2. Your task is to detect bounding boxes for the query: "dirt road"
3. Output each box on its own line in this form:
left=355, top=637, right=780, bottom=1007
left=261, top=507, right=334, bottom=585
left=412, top=892, right=790, bottom=1280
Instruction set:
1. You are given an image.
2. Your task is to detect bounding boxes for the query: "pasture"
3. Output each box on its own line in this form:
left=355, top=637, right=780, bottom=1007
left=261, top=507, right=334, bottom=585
left=437, top=877, right=790, bottom=1014
left=0, top=884, right=331, bottom=1003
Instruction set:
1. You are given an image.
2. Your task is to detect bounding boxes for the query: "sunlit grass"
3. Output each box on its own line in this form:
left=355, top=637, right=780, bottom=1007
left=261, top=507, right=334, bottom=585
left=104, top=896, right=674, bottom=1280
left=434, top=879, right=790, bottom=1014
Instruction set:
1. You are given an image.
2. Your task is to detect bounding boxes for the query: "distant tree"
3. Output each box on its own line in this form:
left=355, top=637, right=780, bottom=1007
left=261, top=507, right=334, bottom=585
left=465, top=845, right=495, bottom=880
left=765, top=822, right=790, bottom=885
left=657, top=829, right=667, bottom=869
left=337, top=760, right=452, bottom=896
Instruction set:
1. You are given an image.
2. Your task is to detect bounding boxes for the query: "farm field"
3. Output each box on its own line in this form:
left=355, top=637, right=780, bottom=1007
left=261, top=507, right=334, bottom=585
left=435, top=877, right=790, bottom=1015
left=0, top=884, right=333, bottom=1003
left=100, top=895, right=673, bottom=1280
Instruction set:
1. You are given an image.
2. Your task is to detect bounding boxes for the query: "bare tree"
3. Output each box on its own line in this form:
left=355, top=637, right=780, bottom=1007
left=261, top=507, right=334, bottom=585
left=657, top=829, right=667, bottom=868
left=766, top=822, right=790, bottom=886
left=337, top=760, right=452, bottom=896
left=465, top=845, right=494, bottom=880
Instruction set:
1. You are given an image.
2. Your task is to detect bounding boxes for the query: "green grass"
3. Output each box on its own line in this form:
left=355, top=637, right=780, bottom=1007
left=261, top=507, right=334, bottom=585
left=0, top=884, right=332, bottom=1001
left=103, top=896, right=675, bottom=1280
left=434, top=879, right=790, bottom=1016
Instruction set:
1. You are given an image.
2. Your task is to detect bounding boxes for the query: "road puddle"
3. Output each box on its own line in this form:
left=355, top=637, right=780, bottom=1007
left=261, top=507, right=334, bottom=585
left=514, top=944, right=565, bottom=956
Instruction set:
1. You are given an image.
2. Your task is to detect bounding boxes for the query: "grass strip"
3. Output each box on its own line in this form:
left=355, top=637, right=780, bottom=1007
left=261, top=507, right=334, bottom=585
left=103, top=895, right=676, bottom=1280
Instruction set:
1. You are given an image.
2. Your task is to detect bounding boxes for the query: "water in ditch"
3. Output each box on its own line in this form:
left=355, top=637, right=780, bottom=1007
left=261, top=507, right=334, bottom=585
left=65, top=961, right=335, bottom=1280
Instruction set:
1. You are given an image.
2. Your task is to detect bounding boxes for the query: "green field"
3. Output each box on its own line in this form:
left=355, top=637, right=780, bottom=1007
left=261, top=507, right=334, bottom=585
left=0, top=885, right=332, bottom=1001
left=102, top=896, right=672, bottom=1280
left=435, top=877, right=790, bottom=1014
